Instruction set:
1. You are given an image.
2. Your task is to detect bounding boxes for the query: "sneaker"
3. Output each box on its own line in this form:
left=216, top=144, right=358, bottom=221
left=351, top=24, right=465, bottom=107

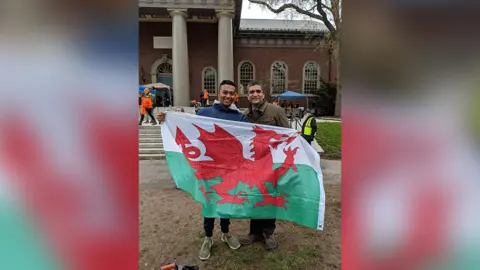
left=198, top=237, right=213, bottom=260
left=221, top=233, right=241, bottom=250
left=238, top=233, right=263, bottom=246
left=264, top=234, right=277, bottom=251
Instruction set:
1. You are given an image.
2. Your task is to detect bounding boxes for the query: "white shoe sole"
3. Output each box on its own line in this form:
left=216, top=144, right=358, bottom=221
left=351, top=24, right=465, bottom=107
left=198, top=253, right=210, bottom=261
left=221, top=237, right=241, bottom=250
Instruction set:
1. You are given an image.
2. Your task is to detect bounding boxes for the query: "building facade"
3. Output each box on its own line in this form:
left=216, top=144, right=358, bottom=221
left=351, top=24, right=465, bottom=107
left=139, top=0, right=336, bottom=107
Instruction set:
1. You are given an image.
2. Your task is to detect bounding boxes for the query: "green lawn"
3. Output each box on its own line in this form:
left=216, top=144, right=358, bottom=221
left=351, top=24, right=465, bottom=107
left=315, top=122, right=341, bottom=160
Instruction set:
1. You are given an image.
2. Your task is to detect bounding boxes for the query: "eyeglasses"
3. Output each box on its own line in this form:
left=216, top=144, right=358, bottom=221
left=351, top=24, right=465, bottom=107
left=221, top=90, right=236, bottom=96
left=249, top=89, right=262, bottom=94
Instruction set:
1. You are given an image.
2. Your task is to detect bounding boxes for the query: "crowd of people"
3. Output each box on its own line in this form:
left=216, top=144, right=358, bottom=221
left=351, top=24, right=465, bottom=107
left=156, top=79, right=318, bottom=261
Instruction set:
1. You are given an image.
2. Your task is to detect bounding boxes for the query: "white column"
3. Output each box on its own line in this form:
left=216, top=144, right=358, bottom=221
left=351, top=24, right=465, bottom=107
left=169, top=9, right=190, bottom=107
left=217, top=11, right=234, bottom=84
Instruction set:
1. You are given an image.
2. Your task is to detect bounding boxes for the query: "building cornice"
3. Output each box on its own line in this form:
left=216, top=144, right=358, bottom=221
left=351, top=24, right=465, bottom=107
left=235, top=37, right=319, bottom=48
left=139, top=0, right=235, bottom=11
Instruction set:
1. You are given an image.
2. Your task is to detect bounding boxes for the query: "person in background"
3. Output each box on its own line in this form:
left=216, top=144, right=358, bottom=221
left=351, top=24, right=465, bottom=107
left=164, top=96, right=171, bottom=107
left=273, top=99, right=278, bottom=106
left=192, top=100, right=201, bottom=114
left=199, top=91, right=205, bottom=106
left=234, top=91, right=239, bottom=108
left=239, top=79, right=289, bottom=251
left=202, top=89, right=209, bottom=107
left=142, top=88, right=154, bottom=123
left=157, top=80, right=248, bottom=261
left=156, top=94, right=163, bottom=110
left=139, top=89, right=157, bottom=126
left=301, top=110, right=317, bottom=145
left=150, top=87, right=157, bottom=123
left=138, top=92, right=142, bottom=120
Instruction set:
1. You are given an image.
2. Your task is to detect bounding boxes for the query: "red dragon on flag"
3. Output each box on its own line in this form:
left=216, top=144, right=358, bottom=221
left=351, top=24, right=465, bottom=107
left=175, top=124, right=298, bottom=209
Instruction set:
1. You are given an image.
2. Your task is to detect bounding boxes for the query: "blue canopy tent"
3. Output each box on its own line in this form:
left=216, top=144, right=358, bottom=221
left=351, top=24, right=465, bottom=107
left=271, top=90, right=307, bottom=100
left=272, top=91, right=310, bottom=128
left=272, top=91, right=311, bottom=109
left=138, top=85, right=156, bottom=94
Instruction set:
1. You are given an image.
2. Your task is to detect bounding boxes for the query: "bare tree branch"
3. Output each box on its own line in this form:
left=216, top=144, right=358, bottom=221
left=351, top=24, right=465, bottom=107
left=315, top=0, right=336, bottom=34
left=248, top=0, right=326, bottom=21
left=307, top=4, right=318, bottom=13
left=320, top=0, right=333, bottom=13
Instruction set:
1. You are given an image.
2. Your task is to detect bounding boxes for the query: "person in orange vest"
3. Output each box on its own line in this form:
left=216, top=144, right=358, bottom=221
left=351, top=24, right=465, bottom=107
left=234, top=91, right=239, bottom=108
left=139, top=88, right=157, bottom=125
left=202, top=89, right=209, bottom=107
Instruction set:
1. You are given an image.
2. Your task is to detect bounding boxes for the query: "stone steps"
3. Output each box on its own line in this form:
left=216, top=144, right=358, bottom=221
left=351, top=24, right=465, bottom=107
left=139, top=148, right=164, bottom=154
left=139, top=134, right=162, bottom=138
left=139, top=124, right=164, bottom=160
left=139, top=142, right=164, bottom=148
left=139, top=138, right=163, bottom=143
left=139, top=130, right=162, bottom=135
left=139, top=153, right=165, bottom=160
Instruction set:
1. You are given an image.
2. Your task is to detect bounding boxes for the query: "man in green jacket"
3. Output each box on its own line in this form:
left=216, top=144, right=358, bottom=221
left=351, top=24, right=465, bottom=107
left=239, top=80, right=290, bottom=251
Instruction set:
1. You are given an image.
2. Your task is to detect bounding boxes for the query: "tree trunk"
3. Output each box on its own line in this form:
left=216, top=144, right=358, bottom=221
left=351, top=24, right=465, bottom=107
left=334, top=60, right=341, bottom=117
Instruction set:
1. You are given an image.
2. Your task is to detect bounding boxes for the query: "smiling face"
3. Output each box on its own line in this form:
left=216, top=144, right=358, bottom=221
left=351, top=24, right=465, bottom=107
left=218, top=83, right=236, bottom=106
left=247, top=84, right=265, bottom=105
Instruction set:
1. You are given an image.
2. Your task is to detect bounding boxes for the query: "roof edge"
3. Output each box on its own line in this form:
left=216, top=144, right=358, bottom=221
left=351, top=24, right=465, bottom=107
left=234, top=0, right=243, bottom=35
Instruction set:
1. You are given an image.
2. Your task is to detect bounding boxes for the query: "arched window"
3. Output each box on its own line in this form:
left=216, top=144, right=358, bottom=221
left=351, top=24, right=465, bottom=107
left=157, top=62, right=173, bottom=75
left=202, top=67, right=217, bottom=94
left=270, top=61, right=288, bottom=95
left=303, top=61, right=320, bottom=95
left=238, top=61, right=255, bottom=95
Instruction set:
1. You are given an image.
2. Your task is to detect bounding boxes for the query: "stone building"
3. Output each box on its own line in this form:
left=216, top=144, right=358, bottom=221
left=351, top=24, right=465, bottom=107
left=139, top=0, right=336, bottom=107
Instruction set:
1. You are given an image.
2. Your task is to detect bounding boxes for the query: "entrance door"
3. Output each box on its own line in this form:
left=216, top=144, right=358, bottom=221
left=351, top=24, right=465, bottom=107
left=157, top=62, right=173, bottom=87
left=158, top=75, right=173, bottom=88
left=156, top=62, right=173, bottom=102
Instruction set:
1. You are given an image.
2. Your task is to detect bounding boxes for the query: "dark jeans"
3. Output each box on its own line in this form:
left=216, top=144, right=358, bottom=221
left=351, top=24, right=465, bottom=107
left=249, top=219, right=276, bottom=236
left=139, top=108, right=156, bottom=124
left=204, top=218, right=230, bottom=237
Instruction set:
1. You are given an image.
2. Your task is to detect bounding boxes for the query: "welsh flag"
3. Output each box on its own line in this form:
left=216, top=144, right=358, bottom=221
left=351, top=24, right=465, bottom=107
left=161, top=112, right=326, bottom=230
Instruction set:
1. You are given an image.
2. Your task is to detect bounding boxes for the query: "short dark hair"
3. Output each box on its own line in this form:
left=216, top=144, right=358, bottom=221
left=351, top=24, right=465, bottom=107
left=219, top=80, right=236, bottom=89
left=247, top=79, right=263, bottom=90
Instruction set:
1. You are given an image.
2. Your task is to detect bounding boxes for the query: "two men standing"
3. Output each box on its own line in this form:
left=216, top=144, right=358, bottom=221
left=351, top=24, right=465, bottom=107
left=157, top=79, right=291, bottom=258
